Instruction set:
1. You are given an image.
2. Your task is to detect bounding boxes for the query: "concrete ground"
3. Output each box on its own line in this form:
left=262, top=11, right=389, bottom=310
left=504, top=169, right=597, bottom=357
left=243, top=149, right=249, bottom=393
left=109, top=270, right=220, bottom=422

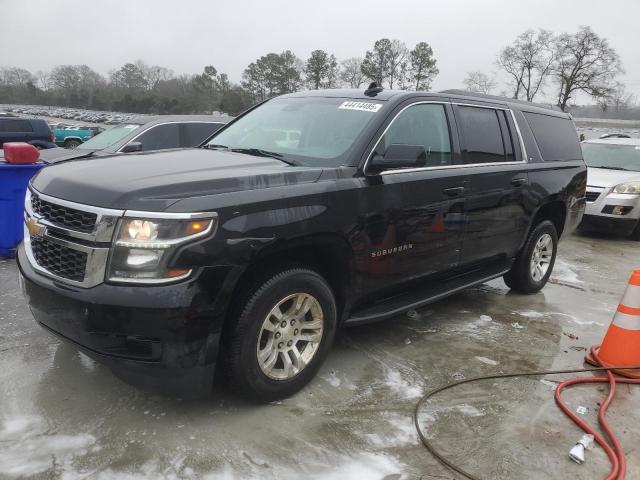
left=1, top=232, right=639, bottom=479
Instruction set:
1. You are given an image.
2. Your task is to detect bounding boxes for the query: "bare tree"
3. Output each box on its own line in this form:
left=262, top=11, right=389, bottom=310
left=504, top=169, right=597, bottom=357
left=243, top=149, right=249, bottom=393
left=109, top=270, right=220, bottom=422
left=387, top=39, right=408, bottom=89
left=554, top=26, right=623, bottom=112
left=497, top=29, right=554, bottom=101
left=35, top=70, right=51, bottom=91
left=339, top=57, right=366, bottom=88
left=597, top=82, right=635, bottom=113
left=463, top=71, right=497, bottom=94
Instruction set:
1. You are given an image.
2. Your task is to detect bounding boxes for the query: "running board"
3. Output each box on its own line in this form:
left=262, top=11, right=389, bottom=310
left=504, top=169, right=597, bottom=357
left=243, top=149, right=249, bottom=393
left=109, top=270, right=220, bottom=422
left=344, top=263, right=510, bottom=326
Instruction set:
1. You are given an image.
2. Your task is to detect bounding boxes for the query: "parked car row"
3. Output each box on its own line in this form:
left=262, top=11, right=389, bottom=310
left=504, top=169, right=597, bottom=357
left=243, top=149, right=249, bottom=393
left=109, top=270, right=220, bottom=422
left=1, top=104, right=139, bottom=125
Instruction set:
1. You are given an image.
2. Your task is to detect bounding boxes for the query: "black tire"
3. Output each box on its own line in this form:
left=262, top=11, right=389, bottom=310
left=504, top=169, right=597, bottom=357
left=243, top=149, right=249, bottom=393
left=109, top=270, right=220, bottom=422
left=504, top=220, right=558, bottom=294
left=65, top=139, right=81, bottom=149
left=224, top=267, right=337, bottom=402
left=630, top=221, right=640, bottom=241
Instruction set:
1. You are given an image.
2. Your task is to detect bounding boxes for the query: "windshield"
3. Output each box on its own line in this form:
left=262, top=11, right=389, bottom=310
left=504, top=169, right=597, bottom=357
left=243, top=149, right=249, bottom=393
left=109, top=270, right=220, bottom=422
left=206, top=97, right=383, bottom=167
left=77, top=124, right=141, bottom=150
left=582, top=142, right=640, bottom=172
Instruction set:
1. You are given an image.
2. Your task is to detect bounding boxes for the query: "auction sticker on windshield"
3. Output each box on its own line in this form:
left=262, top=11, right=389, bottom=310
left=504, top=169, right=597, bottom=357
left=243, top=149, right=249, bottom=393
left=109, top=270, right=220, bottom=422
left=338, top=101, right=382, bottom=113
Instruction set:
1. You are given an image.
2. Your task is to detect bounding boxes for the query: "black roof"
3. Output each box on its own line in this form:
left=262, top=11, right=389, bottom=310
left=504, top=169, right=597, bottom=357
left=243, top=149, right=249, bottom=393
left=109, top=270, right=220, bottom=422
left=283, top=88, right=569, bottom=118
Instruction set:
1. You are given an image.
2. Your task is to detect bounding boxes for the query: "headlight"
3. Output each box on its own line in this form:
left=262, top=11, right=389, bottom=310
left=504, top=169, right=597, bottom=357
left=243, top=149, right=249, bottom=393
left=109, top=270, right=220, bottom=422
left=613, top=182, right=640, bottom=194
left=107, top=213, right=217, bottom=283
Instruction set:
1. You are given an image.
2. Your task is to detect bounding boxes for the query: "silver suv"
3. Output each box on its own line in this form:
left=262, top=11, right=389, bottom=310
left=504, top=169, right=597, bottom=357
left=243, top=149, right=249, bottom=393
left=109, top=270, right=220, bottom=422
left=581, top=137, right=640, bottom=239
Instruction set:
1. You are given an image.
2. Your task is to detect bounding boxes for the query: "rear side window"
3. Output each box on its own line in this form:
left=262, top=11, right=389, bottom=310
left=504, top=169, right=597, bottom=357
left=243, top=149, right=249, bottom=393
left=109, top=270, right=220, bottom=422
left=523, top=112, right=581, bottom=161
left=457, top=106, right=514, bottom=164
left=133, top=123, right=180, bottom=151
left=182, top=122, right=223, bottom=147
left=0, top=119, right=33, bottom=133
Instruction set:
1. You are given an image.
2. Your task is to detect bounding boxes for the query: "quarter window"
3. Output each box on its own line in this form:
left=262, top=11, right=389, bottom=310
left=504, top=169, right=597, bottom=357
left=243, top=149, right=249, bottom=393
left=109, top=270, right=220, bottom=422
left=133, top=123, right=180, bottom=151
left=182, top=122, right=223, bottom=147
left=457, top=106, right=513, bottom=164
left=523, top=112, right=582, bottom=161
left=375, top=103, right=452, bottom=168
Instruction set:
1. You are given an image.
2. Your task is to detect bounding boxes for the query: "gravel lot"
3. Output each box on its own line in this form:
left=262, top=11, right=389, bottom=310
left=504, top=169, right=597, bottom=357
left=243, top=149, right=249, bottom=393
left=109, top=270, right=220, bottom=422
left=1, top=231, right=640, bottom=479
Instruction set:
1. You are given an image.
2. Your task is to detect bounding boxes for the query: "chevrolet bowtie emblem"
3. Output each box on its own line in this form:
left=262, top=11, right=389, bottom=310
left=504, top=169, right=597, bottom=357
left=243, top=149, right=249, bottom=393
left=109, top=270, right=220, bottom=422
left=26, top=217, right=45, bottom=238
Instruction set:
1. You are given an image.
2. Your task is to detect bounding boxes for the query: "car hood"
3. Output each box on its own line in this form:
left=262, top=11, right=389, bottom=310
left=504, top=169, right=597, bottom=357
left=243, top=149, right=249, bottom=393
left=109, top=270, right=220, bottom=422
left=32, top=148, right=324, bottom=210
left=37, top=146, right=102, bottom=164
left=587, top=167, right=640, bottom=188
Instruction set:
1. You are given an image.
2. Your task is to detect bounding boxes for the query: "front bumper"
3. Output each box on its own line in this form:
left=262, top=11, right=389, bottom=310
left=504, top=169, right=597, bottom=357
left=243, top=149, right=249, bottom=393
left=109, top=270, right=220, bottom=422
left=580, top=214, right=637, bottom=236
left=17, top=243, right=233, bottom=396
left=581, top=186, right=640, bottom=236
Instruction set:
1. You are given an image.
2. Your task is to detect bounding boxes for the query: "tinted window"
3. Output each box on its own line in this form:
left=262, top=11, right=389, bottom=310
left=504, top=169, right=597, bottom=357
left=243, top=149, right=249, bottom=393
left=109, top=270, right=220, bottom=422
left=523, top=112, right=582, bottom=161
left=458, top=106, right=507, bottom=164
left=377, top=103, right=452, bottom=167
left=182, top=122, right=223, bottom=147
left=134, top=123, right=181, bottom=151
left=0, top=119, right=33, bottom=133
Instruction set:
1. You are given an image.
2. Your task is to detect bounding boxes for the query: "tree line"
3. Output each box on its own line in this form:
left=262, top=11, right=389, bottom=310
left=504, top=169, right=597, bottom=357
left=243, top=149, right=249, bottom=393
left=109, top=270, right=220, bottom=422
left=463, top=26, right=634, bottom=115
left=0, top=38, right=438, bottom=116
left=0, top=27, right=634, bottom=117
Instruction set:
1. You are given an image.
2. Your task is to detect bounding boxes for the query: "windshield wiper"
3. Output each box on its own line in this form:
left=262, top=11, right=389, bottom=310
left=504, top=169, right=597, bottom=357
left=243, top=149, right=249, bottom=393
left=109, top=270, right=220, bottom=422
left=202, top=143, right=229, bottom=150
left=591, top=166, right=630, bottom=171
left=230, top=148, right=299, bottom=166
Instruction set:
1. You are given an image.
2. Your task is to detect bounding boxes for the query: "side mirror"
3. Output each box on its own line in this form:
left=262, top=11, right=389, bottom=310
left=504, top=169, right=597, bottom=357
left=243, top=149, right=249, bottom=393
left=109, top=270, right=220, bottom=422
left=369, top=144, right=426, bottom=172
left=121, top=141, right=142, bottom=153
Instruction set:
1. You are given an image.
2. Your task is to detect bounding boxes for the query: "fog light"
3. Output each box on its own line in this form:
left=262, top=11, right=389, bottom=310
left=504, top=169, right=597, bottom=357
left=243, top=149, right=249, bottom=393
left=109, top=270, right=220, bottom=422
left=612, top=206, right=632, bottom=216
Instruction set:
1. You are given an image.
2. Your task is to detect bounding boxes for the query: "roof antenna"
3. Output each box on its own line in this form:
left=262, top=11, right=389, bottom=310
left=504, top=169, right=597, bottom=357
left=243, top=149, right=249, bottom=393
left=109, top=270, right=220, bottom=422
left=364, top=82, right=383, bottom=97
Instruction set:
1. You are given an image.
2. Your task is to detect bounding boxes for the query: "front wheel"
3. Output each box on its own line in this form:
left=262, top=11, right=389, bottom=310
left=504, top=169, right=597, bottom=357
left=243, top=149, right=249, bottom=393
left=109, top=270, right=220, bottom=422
left=224, top=268, right=337, bottom=402
left=504, top=220, right=558, bottom=294
left=65, top=139, right=81, bottom=149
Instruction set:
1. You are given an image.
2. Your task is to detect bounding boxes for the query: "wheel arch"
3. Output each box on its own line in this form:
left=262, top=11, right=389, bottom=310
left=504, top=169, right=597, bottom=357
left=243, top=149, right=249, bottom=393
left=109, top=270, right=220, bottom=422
left=225, top=233, right=355, bottom=328
left=530, top=200, right=567, bottom=238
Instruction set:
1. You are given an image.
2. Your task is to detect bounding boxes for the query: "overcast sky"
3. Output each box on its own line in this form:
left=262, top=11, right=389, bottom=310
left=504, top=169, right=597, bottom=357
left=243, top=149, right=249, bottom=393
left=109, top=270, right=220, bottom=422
left=1, top=0, right=639, bottom=103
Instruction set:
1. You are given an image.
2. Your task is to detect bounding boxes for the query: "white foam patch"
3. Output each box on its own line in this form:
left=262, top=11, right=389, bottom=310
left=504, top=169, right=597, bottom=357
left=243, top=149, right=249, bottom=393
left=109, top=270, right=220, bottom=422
left=514, top=311, right=545, bottom=318
left=552, top=259, right=583, bottom=284
left=365, top=412, right=417, bottom=448
left=475, top=356, right=499, bottom=366
left=384, top=368, right=423, bottom=399
left=419, top=404, right=485, bottom=439
left=203, top=451, right=405, bottom=480
left=0, top=414, right=95, bottom=478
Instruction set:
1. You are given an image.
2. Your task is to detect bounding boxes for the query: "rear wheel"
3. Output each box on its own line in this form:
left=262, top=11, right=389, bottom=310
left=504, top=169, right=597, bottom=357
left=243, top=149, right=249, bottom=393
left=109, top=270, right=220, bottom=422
left=504, top=220, right=558, bottom=293
left=64, top=139, right=81, bottom=149
left=224, top=268, right=337, bottom=402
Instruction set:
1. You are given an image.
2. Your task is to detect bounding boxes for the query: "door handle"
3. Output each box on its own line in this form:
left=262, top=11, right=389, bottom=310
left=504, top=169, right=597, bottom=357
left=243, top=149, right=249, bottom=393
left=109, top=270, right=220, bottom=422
left=511, top=177, right=527, bottom=187
left=443, top=186, right=465, bottom=197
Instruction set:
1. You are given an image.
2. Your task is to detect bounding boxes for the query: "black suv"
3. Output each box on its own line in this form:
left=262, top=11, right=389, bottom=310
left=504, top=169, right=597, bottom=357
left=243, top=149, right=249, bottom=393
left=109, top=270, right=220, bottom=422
left=0, top=117, right=56, bottom=149
left=18, top=88, right=586, bottom=401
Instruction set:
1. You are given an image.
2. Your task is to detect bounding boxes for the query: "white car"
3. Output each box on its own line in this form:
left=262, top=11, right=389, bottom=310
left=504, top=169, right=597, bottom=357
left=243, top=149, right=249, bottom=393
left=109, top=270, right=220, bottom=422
left=581, top=137, right=640, bottom=239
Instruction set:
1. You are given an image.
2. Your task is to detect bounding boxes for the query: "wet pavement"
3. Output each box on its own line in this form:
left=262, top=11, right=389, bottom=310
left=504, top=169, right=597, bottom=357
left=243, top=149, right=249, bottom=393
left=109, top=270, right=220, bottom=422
left=1, top=231, right=639, bottom=479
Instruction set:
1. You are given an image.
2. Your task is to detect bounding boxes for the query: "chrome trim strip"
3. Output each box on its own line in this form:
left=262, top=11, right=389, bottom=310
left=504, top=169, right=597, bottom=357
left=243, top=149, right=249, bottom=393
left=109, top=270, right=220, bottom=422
left=379, top=161, right=528, bottom=176
left=363, top=100, right=528, bottom=176
left=123, top=210, right=216, bottom=220
left=29, top=188, right=125, bottom=217
left=106, top=269, right=194, bottom=285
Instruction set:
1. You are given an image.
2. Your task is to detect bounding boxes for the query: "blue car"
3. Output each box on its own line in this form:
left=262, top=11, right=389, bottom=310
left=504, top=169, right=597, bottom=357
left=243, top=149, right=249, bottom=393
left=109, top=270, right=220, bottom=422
left=0, top=117, right=56, bottom=149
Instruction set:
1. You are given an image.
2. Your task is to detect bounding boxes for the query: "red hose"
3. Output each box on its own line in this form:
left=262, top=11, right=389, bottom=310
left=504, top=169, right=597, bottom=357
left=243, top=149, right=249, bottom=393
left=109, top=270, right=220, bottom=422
left=554, top=346, right=640, bottom=480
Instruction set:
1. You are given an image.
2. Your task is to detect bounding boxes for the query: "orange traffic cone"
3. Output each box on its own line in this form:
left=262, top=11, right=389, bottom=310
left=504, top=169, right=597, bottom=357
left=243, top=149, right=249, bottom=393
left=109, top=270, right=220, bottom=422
left=586, top=269, right=640, bottom=378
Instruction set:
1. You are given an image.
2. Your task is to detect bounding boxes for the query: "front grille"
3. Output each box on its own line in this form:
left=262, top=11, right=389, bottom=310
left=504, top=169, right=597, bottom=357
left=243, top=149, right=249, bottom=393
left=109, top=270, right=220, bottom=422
left=31, top=237, right=88, bottom=282
left=31, top=193, right=97, bottom=233
left=585, top=191, right=601, bottom=202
